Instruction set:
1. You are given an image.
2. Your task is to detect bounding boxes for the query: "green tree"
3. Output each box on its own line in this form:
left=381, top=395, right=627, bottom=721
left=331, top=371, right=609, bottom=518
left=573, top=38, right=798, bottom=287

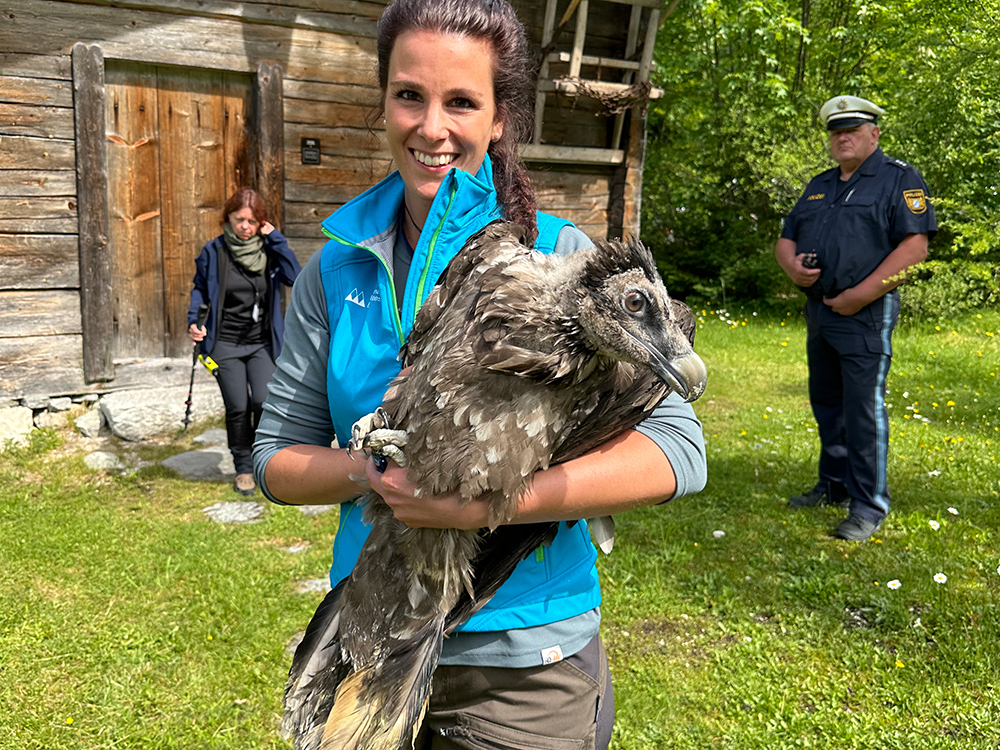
left=643, top=0, right=1000, bottom=310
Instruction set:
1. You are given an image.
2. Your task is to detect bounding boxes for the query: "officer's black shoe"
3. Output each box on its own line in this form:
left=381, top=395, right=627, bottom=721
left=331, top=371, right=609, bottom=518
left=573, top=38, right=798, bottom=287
left=831, top=513, right=882, bottom=542
left=788, top=483, right=850, bottom=509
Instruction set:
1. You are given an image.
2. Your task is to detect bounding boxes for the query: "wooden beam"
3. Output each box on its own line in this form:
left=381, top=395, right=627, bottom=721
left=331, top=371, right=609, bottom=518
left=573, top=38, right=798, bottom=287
left=548, top=51, right=643, bottom=72
left=0, top=75, right=74, bottom=107
left=0, top=197, right=77, bottom=233
left=0, top=334, right=85, bottom=398
left=255, top=61, right=285, bottom=227
left=72, top=42, right=115, bottom=382
left=540, top=78, right=664, bottom=99
left=284, top=156, right=391, bottom=203
left=569, top=0, right=590, bottom=79
left=0, top=103, right=76, bottom=139
left=638, top=8, right=661, bottom=83
left=284, top=99, right=374, bottom=129
left=0, top=290, right=82, bottom=337
left=283, top=79, right=378, bottom=107
left=0, top=197, right=77, bottom=219
left=600, top=0, right=662, bottom=6
left=533, top=0, right=559, bottom=146
left=284, top=122, right=388, bottom=160
left=0, top=233, right=79, bottom=289
left=520, top=144, right=623, bottom=166
left=0, top=53, right=72, bottom=80
left=53, top=0, right=381, bottom=37
left=612, top=3, right=643, bottom=150
left=622, top=107, right=648, bottom=238
left=0, top=135, right=75, bottom=170
left=0, top=170, right=77, bottom=197
left=1, top=0, right=379, bottom=85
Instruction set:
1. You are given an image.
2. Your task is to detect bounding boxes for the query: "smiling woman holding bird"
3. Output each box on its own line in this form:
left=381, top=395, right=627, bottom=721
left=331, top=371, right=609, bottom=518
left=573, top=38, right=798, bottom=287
left=252, top=1, right=707, bottom=747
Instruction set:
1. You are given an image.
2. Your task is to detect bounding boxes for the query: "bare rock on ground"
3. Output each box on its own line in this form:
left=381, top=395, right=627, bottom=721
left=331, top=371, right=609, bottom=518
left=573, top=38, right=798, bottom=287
left=100, top=385, right=224, bottom=441
left=203, top=500, right=265, bottom=524
left=0, top=407, right=34, bottom=451
left=161, top=446, right=235, bottom=481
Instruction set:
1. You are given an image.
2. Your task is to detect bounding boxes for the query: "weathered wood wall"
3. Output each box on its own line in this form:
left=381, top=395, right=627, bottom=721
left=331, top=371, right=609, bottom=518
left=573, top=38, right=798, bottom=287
left=0, top=0, right=649, bottom=399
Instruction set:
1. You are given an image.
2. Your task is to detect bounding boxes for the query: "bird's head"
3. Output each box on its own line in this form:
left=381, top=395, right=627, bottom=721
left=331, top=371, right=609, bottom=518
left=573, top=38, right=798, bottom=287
left=575, top=239, right=707, bottom=402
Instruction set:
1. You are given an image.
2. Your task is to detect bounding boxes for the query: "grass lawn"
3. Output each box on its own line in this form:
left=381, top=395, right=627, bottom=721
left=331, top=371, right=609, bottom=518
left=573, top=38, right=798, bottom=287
left=2, top=310, right=997, bottom=749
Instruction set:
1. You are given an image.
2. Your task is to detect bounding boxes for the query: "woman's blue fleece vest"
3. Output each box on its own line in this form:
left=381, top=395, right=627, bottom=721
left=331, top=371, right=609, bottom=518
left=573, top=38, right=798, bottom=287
left=317, top=156, right=602, bottom=632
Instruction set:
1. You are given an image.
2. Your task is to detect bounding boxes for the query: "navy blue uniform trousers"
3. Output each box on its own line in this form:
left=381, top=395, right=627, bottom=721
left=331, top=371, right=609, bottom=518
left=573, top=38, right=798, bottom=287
left=804, top=291, right=899, bottom=524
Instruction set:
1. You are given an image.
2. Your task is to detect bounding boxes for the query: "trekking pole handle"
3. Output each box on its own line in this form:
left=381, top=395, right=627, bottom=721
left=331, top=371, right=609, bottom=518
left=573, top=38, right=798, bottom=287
left=195, top=303, right=210, bottom=329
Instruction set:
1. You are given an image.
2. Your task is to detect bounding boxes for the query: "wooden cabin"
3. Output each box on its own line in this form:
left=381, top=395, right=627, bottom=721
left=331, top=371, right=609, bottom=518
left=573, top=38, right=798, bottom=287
left=0, top=0, right=665, bottom=402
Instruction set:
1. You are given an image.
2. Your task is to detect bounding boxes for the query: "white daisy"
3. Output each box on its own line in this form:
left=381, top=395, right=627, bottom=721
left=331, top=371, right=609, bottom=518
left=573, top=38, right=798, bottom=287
left=947, top=507, right=959, bottom=515
left=928, top=520, right=941, bottom=530
left=934, top=573, right=947, bottom=584
left=887, top=580, right=901, bottom=590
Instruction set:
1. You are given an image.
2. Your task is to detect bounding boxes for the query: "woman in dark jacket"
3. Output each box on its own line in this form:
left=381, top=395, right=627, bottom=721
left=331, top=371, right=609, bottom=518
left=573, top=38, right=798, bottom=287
left=188, top=188, right=301, bottom=496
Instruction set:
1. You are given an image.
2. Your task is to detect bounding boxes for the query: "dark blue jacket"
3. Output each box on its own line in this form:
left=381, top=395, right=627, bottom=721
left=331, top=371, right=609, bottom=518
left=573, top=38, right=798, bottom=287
left=782, top=148, right=937, bottom=302
left=187, top=228, right=302, bottom=358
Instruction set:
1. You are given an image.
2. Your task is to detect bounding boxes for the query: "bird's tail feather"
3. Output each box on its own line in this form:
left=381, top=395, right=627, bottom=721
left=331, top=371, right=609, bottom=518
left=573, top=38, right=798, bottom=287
left=319, top=613, right=446, bottom=750
left=283, top=580, right=349, bottom=749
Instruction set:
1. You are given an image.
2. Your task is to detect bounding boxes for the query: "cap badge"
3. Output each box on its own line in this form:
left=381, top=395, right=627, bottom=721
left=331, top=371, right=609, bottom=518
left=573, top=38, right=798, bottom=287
left=837, top=98, right=848, bottom=110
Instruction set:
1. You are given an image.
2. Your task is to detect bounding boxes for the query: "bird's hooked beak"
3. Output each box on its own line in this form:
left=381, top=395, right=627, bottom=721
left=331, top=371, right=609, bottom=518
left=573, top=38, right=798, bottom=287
left=628, top=333, right=707, bottom=402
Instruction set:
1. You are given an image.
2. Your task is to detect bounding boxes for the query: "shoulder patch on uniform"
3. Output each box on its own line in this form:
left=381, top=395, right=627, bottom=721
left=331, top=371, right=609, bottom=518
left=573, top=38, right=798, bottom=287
left=807, top=193, right=825, bottom=201
left=903, top=189, right=927, bottom=214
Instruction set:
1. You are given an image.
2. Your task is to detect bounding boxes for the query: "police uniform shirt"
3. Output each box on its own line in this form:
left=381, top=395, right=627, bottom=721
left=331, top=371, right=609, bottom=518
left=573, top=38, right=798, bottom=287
left=781, top=147, right=937, bottom=301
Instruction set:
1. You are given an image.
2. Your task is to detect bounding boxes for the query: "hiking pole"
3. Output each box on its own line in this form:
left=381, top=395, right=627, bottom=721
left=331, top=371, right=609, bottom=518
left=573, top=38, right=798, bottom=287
left=183, top=304, right=210, bottom=431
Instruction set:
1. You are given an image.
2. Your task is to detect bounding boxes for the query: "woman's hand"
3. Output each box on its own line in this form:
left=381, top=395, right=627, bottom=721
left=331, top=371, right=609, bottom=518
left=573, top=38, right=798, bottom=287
left=260, top=221, right=276, bottom=236
left=366, top=459, right=490, bottom=530
left=188, top=323, right=206, bottom=343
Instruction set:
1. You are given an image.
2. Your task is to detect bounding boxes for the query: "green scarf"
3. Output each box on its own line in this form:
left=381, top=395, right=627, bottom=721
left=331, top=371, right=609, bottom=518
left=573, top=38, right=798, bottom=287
left=223, top=223, right=266, bottom=274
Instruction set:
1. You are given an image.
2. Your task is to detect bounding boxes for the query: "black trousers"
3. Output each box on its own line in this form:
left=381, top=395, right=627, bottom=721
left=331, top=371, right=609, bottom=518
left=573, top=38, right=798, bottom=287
left=210, top=339, right=275, bottom=475
left=804, top=292, right=898, bottom=524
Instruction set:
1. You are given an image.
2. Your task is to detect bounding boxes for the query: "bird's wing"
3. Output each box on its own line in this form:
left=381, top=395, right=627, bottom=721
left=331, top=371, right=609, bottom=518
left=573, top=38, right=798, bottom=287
left=401, top=221, right=527, bottom=368
left=671, top=299, right=697, bottom=347
left=445, top=362, right=667, bottom=632
left=284, top=580, right=352, bottom=748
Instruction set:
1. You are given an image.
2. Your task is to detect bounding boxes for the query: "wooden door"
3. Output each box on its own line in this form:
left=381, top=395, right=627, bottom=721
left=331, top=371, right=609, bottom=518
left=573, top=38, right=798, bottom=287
left=105, top=62, right=252, bottom=359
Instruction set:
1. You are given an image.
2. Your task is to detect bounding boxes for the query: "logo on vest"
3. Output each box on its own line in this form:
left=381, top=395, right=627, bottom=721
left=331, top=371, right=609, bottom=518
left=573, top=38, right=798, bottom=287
left=540, top=645, right=564, bottom=664
left=345, top=288, right=366, bottom=308
left=370, top=288, right=381, bottom=304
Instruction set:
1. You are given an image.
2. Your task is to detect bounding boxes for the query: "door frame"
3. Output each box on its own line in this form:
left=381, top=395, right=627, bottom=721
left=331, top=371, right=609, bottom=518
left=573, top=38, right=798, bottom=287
left=71, top=42, right=284, bottom=383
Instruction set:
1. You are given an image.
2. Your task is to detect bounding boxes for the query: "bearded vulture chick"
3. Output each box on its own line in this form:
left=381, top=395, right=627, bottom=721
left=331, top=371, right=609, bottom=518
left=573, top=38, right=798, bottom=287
left=283, top=222, right=707, bottom=750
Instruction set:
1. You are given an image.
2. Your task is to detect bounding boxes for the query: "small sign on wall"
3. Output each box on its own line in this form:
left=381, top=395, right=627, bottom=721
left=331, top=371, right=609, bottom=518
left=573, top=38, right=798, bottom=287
left=301, top=137, right=321, bottom=165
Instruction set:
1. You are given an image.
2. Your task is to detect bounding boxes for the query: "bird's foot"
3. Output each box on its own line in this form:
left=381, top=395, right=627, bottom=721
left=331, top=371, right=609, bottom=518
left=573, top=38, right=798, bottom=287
left=348, top=407, right=409, bottom=467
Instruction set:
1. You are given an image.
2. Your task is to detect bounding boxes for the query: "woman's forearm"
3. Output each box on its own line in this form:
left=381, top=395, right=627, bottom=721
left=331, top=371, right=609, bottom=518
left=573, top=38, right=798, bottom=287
left=514, top=429, right=678, bottom=523
left=263, top=444, right=368, bottom=506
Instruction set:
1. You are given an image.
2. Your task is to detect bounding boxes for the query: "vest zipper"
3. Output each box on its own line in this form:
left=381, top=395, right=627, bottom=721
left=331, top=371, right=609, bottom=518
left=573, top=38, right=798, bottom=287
left=412, top=185, right=458, bottom=328
left=321, top=228, right=405, bottom=347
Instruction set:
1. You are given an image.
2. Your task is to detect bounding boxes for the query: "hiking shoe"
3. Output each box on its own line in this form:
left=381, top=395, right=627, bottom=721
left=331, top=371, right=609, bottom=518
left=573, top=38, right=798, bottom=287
left=234, top=473, right=256, bottom=496
left=831, top=514, right=882, bottom=542
left=789, top=484, right=849, bottom=509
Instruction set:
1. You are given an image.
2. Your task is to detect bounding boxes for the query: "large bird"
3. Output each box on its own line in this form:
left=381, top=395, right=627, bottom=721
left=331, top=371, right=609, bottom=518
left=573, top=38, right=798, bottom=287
left=283, top=222, right=707, bottom=750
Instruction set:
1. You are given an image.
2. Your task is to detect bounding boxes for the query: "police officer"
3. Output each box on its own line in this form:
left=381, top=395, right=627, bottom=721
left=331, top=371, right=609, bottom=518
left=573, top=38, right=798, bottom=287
left=776, top=95, right=937, bottom=541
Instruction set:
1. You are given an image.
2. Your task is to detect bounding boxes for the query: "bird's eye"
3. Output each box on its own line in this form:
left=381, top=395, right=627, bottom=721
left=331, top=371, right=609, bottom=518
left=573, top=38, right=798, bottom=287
left=623, top=291, right=646, bottom=314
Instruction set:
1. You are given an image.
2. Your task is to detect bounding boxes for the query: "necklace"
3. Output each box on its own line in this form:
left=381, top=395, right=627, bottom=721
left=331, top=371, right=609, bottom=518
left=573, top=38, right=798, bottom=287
left=403, top=202, right=424, bottom=234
